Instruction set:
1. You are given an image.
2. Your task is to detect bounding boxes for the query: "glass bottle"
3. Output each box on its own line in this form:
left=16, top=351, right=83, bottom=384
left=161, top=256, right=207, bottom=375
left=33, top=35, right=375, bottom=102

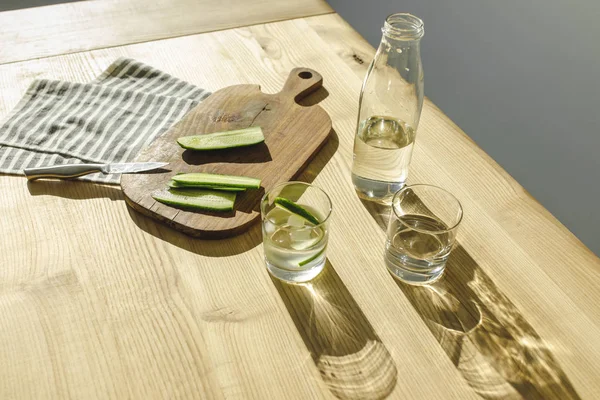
left=351, top=13, right=424, bottom=204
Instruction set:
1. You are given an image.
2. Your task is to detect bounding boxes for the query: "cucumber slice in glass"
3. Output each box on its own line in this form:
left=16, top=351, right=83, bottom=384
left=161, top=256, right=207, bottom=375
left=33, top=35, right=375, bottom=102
left=298, top=247, right=326, bottom=267
left=273, top=197, right=320, bottom=225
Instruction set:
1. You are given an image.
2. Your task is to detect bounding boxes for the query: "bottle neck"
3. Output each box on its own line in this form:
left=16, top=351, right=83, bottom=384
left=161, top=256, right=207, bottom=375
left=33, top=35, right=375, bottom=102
left=382, top=13, right=424, bottom=41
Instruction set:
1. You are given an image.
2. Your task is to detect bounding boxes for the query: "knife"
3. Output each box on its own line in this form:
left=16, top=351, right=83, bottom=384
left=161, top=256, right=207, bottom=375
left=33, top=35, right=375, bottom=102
left=24, top=162, right=169, bottom=181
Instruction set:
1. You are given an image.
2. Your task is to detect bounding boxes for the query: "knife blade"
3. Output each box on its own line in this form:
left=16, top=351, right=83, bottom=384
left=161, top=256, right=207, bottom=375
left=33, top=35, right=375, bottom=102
left=24, top=162, right=169, bottom=181
left=107, top=162, right=169, bottom=174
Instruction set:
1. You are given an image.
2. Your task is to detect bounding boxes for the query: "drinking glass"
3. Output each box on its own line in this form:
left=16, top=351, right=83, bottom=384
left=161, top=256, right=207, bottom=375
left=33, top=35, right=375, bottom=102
left=261, top=182, right=332, bottom=283
left=385, top=184, right=462, bottom=285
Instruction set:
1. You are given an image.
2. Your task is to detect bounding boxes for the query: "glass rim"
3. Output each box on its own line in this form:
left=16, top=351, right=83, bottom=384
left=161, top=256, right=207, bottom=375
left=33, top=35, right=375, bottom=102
left=391, top=184, right=463, bottom=234
left=383, top=13, right=424, bottom=39
left=261, top=181, right=333, bottom=228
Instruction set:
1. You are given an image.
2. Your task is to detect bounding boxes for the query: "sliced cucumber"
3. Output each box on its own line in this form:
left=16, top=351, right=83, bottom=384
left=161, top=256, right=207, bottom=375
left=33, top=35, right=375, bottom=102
left=172, top=172, right=261, bottom=189
left=177, top=126, right=264, bottom=150
left=274, top=197, right=320, bottom=225
left=152, top=188, right=236, bottom=211
left=299, top=247, right=326, bottom=267
left=167, top=180, right=245, bottom=192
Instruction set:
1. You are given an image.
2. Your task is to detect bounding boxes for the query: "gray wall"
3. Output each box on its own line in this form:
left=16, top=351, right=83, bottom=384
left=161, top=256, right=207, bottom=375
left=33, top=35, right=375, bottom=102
left=329, top=0, right=600, bottom=255
left=0, top=0, right=82, bottom=12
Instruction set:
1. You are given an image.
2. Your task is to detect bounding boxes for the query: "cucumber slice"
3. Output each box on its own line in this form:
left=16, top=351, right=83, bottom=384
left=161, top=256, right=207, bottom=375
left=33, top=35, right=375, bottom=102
left=167, top=180, right=245, bottom=192
left=172, top=172, right=261, bottom=189
left=152, top=189, right=236, bottom=211
left=274, top=197, right=320, bottom=225
left=177, top=126, right=264, bottom=150
left=299, top=247, right=326, bottom=267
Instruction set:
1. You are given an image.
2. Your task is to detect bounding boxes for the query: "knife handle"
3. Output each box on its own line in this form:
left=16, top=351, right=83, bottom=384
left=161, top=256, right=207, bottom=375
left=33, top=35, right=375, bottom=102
left=24, top=163, right=107, bottom=181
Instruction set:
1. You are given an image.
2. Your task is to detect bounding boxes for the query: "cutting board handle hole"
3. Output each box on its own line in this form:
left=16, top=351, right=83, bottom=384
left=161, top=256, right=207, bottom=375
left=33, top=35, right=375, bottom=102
left=281, top=68, right=323, bottom=103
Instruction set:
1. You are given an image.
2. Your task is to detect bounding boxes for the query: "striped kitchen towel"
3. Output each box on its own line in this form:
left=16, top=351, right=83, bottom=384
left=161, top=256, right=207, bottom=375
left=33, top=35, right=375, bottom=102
left=0, top=58, right=210, bottom=183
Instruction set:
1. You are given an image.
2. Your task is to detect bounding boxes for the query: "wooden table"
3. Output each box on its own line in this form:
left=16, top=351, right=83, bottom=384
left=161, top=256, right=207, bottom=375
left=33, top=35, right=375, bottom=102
left=1, top=1, right=599, bottom=398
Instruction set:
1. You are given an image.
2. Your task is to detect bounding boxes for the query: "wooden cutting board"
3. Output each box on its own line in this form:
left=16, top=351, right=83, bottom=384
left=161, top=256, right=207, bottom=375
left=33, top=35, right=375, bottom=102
left=121, top=68, right=332, bottom=238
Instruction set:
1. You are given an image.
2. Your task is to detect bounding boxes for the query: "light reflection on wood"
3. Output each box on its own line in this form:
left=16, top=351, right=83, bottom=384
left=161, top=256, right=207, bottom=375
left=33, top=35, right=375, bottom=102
left=362, top=199, right=581, bottom=399
left=271, top=262, right=398, bottom=399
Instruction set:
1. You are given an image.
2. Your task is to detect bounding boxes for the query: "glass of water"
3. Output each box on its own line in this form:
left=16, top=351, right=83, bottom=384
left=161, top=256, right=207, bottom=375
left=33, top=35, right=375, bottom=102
left=261, top=182, right=332, bottom=283
left=385, top=184, right=462, bottom=285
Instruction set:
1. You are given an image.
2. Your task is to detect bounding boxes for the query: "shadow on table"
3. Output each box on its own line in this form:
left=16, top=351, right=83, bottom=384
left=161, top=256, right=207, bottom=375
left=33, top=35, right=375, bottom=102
left=126, top=205, right=263, bottom=257
left=297, top=86, right=329, bottom=107
left=359, top=199, right=581, bottom=399
left=294, top=128, right=338, bottom=183
left=27, top=179, right=123, bottom=200
left=271, top=260, right=397, bottom=400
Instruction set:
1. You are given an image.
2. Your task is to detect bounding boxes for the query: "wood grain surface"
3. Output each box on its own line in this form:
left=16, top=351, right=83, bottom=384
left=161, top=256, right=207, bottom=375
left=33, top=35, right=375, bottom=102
left=0, top=4, right=599, bottom=400
left=0, top=0, right=333, bottom=64
left=122, top=68, right=332, bottom=238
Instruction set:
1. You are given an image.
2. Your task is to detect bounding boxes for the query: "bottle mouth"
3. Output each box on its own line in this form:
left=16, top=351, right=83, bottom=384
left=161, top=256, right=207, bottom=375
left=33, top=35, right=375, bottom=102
left=383, top=13, right=424, bottom=39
